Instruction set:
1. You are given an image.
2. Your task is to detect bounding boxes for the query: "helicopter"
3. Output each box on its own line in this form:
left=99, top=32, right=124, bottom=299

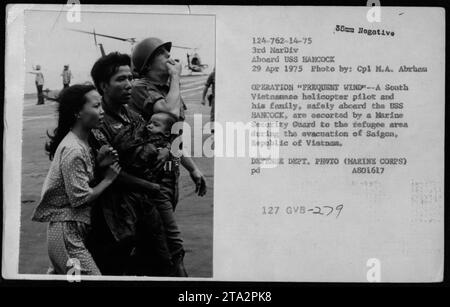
left=68, top=28, right=209, bottom=74
left=186, top=49, right=208, bottom=73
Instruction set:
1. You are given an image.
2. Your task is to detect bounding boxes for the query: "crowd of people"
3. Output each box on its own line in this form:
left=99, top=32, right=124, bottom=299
left=31, top=37, right=214, bottom=276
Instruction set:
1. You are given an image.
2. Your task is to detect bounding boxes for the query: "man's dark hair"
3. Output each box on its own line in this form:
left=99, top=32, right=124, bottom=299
left=90, top=52, right=131, bottom=95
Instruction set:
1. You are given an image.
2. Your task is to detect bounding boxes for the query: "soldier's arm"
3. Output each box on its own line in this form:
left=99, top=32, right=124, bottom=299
left=153, top=74, right=181, bottom=118
left=154, top=61, right=183, bottom=117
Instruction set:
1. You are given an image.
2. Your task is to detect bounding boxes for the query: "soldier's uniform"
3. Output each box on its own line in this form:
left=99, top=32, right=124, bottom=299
left=129, top=77, right=186, bottom=122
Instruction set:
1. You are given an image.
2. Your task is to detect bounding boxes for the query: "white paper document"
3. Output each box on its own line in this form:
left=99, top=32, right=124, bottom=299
left=3, top=5, right=445, bottom=282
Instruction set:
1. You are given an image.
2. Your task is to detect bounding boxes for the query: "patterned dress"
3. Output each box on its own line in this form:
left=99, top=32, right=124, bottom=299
left=32, top=131, right=101, bottom=275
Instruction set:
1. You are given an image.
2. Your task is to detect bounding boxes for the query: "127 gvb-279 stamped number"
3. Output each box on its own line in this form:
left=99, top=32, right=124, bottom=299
left=262, top=204, right=344, bottom=218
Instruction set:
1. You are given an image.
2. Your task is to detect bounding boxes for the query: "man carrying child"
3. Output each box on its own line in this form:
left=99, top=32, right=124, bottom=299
left=88, top=52, right=186, bottom=276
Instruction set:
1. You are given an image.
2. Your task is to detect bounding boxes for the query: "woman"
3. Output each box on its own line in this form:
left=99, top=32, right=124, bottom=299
left=32, top=84, right=121, bottom=275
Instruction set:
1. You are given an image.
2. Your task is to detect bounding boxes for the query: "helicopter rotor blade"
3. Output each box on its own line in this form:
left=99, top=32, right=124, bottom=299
left=67, top=28, right=135, bottom=42
left=172, top=45, right=192, bottom=50
left=68, top=28, right=194, bottom=49
left=93, top=29, right=98, bottom=45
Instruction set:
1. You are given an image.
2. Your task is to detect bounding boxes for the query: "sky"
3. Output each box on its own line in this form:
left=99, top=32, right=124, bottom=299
left=24, top=9, right=215, bottom=93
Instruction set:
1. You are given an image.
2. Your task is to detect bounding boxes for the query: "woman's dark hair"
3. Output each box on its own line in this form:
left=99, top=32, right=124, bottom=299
left=45, top=83, right=96, bottom=160
left=90, top=52, right=131, bottom=95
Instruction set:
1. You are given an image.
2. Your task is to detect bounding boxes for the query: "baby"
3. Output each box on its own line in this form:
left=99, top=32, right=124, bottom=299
left=113, top=112, right=179, bottom=182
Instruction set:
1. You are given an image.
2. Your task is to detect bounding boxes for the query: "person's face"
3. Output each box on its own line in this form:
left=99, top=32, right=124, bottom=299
left=148, top=47, right=171, bottom=75
left=102, top=65, right=133, bottom=105
left=147, top=113, right=170, bottom=134
left=78, top=90, right=104, bottom=129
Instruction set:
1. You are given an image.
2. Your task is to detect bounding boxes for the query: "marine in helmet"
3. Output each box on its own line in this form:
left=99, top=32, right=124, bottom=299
left=129, top=38, right=207, bottom=277
left=130, top=37, right=207, bottom=204
left=129, top=37, right=186, bottom=121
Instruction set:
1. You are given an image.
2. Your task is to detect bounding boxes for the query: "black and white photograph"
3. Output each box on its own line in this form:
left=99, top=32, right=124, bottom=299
left=3, top=4, right=446, bottom=287
left=15, top=7, right=214, bottom=278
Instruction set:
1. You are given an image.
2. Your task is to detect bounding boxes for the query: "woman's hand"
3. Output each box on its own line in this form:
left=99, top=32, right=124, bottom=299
left=104, top=162, right=121, bottom=183
left=97, top=145, right=119, bottom=168
left=86, top=162, right=121, bottom=204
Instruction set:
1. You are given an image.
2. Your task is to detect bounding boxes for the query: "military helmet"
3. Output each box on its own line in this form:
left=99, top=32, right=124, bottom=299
left=131, top=37, right=172, bottom=75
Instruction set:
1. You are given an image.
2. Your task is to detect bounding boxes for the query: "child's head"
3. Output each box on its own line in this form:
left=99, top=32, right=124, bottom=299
left=147, top=112, right=178, bottom=135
